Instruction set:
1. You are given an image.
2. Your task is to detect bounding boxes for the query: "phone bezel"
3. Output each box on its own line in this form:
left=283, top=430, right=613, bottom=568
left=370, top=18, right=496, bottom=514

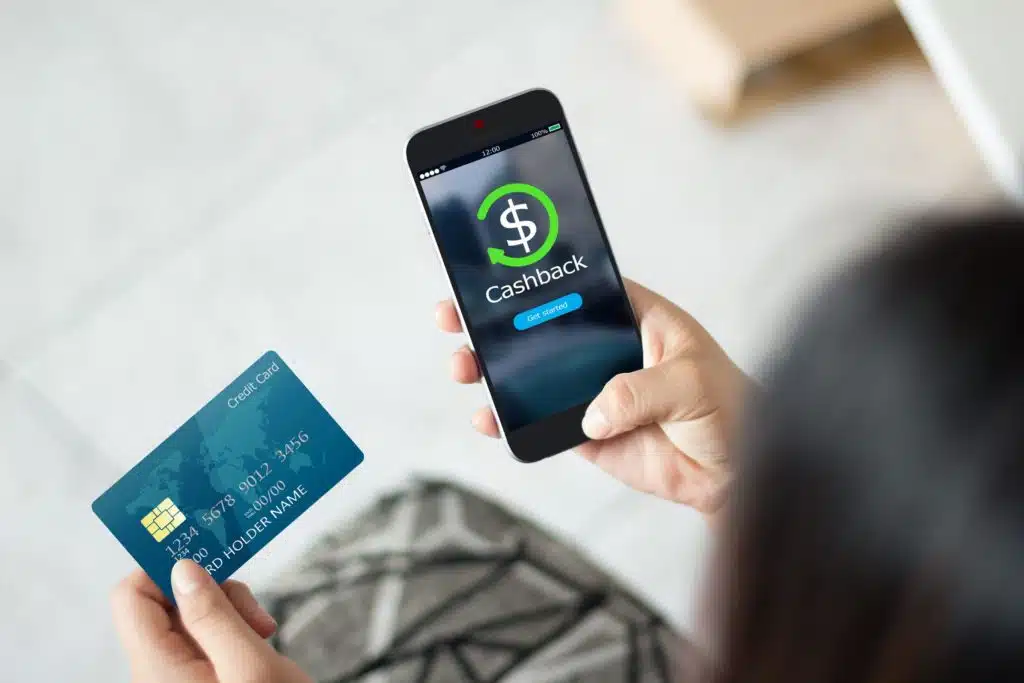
left=406, top=88, right=641, bottom=463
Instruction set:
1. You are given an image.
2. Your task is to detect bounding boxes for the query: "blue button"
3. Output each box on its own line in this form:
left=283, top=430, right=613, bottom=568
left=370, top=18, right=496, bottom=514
left=513, top=293, right=583, bottom=331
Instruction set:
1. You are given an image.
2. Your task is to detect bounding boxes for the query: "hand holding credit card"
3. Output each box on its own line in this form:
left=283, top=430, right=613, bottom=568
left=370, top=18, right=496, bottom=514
left=93, top=351, right=363, bottom=600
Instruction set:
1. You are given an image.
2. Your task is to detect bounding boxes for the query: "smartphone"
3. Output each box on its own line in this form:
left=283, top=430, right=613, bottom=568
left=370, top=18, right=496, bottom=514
left=407, top=88, right=643, bottom=463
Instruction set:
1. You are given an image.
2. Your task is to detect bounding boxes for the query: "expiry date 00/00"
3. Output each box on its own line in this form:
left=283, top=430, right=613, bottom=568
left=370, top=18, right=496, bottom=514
left=242, top=479, right=288, bottom=519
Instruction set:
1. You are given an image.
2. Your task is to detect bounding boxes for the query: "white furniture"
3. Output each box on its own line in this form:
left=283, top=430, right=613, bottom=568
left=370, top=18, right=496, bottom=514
left=900, top=0, right=1024, bottom=201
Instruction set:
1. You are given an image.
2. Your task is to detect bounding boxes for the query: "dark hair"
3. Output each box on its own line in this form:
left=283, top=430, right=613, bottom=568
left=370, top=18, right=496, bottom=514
left=714, top=211, right=1024, bottom=683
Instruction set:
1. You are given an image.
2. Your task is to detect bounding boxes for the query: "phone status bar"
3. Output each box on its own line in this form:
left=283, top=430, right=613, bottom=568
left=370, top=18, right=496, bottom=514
left=417, top=121, right=563, bottom=181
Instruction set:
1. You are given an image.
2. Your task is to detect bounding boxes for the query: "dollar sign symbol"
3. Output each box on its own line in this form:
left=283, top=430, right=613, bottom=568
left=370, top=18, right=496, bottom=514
left=499, top=198, right=538, bottom=254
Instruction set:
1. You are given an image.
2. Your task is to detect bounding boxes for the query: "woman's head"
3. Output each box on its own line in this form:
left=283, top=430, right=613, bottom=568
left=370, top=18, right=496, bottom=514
left=716, top=211, right=1024, bottom=683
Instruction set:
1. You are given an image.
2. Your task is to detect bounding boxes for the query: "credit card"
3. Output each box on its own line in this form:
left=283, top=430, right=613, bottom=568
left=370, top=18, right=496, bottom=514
left=92, top=351, right=363, bottom=600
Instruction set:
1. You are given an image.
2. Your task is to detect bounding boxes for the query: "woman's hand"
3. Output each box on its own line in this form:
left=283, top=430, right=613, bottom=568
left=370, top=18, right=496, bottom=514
left=436, top=279, right=748, bottom=518
left=111, top=560, right=312, bottom=683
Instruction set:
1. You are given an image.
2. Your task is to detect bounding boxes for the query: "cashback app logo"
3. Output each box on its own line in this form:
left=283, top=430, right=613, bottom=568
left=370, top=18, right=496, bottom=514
left=477, top=183, right=559, bottom=268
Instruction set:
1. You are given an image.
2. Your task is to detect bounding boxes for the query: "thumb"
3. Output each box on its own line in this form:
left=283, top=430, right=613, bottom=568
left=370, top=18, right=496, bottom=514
left=582, top=357, right=712, bottom=440
left=172, top=560, right=276, bottom=675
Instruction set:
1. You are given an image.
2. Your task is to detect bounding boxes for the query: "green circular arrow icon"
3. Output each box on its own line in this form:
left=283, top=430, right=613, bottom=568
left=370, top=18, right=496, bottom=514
left=476, top=182, right=559, bottom=268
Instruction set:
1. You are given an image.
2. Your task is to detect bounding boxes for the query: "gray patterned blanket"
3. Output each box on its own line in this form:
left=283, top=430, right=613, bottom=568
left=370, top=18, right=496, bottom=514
left=261, top=480, right=698, bottom=682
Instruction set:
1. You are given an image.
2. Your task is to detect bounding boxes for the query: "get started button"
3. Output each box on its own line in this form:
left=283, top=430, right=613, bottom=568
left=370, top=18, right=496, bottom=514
left=513, top=293, right=583, bottom=331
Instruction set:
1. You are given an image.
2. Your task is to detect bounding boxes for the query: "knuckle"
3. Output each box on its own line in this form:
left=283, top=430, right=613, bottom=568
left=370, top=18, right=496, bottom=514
left=183, top=590, right=226, bottom=631
left=604, top=375, right=640, bottom=420
left=221, top=581, right=244, bottom=607
left=235, top=658, right=281, bottom=683
left=669, top=355, right=701, bottom=383
left=110, top=578, right=132, bottom=611
left=668, top=358, right=714, bottom=419
left=239, top=671, right=275, bottom=683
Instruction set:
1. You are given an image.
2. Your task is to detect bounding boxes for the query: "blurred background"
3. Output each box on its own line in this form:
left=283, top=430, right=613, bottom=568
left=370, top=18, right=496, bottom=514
left=0, top=0, right=1017, bottom=680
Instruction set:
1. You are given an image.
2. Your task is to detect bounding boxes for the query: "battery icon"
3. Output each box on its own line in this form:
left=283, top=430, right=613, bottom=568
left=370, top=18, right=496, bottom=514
left=548, top=123, right=562, bottom=132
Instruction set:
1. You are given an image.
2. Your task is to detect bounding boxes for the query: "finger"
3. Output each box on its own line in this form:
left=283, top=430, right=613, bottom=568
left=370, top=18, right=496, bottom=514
left=451, top=346, right=482, bottom=384
left=172, top=560, right=275, bottom=676
left=582, top=357, right=714, bottom=440
left=223, top=580, right=277, bottom=639
left=623, top=279, right=714, bottom=362
left=111, top=570, right=192, bottom=670
left=471, top=406, right=500, bottom=438
left=436, top=300, right=464, bottom=334
left=623, top=279, right=669, bottom=320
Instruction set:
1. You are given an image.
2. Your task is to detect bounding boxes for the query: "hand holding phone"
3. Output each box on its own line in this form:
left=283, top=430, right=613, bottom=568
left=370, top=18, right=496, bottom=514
left=408, top=89, right=643, bottom=462
left=436, top=279, right=746, bottom=517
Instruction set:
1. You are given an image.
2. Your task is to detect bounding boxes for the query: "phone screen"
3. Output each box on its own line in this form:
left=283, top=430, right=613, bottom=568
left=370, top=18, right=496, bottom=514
left=417, top=120, right=642, bottom=435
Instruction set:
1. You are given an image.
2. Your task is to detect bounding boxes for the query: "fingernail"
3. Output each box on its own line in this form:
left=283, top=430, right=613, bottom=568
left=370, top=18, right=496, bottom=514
left=582, top=404, right=610, bottom=439
left=171, top=560, right=210, bottom=597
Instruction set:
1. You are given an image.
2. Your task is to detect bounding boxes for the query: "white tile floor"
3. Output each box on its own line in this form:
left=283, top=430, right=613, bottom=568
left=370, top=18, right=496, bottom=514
left=0, top=1, right=998, bottom=680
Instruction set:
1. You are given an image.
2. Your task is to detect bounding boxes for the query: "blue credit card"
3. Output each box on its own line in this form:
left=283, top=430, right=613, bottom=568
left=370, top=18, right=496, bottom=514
left=92, top=351, right=363, bottom=600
